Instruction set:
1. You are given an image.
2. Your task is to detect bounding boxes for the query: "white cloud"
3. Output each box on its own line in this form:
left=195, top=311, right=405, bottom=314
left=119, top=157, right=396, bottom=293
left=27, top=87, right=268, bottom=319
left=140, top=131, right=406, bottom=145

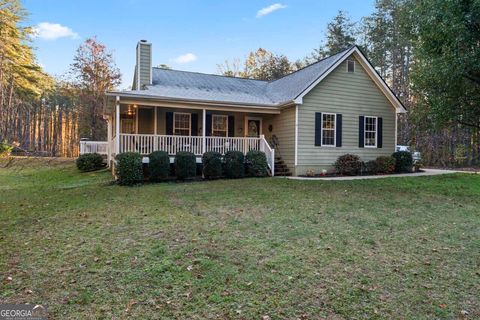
left=32, top=22, right=78, bottom=40
left=173, top=53, right=197, bottom=64
left=256, top=3, right=287, bottom=18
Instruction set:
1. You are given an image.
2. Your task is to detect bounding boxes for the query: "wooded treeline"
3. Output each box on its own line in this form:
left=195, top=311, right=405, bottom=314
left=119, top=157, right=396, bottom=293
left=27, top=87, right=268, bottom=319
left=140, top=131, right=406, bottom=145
left=0, top=0, right=120, bottom=157
left=219, top=0, right=480, bottom=166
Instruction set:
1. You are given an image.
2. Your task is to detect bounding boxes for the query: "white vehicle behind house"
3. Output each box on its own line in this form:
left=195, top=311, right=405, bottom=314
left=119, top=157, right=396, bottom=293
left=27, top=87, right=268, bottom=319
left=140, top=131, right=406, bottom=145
left=396, top=145, right=422, bottom=163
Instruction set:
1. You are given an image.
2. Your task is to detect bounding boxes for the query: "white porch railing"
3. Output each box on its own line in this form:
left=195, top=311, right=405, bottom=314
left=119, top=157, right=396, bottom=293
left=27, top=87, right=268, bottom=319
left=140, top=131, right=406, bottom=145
left=260, top=136, right=275, bottom=175
left=79, top=141, right=108, bottom=155
left=117, top=134, right=275, bottom=175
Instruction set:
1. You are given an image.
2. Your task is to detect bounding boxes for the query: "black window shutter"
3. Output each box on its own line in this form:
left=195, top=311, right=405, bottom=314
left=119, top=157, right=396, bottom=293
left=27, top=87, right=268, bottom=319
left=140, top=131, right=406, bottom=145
left=166, top=112, right=173, bottom=135
left=228, top=115, right=235, bottom=137
left=336, top=114, right=342, bottom=147
left=314, top=112, right=322, bottom=146
left=358, top=116, right=365, bottom=148
left=377, top=117, right=383, bottom=148
left=191, top=113, right=198, bottom=136
left=206, top=113, right=212, bottom=136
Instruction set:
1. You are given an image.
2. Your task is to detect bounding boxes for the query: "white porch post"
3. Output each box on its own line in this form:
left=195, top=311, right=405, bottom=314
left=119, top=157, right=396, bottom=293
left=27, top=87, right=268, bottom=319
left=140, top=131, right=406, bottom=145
left=107, top=116, right=112, bottom=165
left=202, top=108, right=206, bottom=154
left=115, top=96, right=120, bottom=156
left=154, top=106, right=158, bottom=151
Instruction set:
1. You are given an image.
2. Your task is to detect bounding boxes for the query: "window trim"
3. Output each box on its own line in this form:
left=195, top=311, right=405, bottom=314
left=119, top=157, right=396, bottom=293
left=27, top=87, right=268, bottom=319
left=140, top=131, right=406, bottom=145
left=364, top=116, right=378, bottom=148
left=173, top=112, right=191, bottom=136
left=212, top=114, right=228, bottom=137
left=321, top=112, right=336, bottom=147
left=347, top=59, right=355, bottom=73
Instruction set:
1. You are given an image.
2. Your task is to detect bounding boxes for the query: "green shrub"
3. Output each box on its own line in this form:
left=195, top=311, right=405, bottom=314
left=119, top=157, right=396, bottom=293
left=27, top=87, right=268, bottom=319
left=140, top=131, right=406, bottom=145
left=0, top=140, right=12, bottom=157
left=202, top=151, right=223, bottom=179
left=245, top=150, right=268, bottom=177
left=223, top=151, right=245, bottom=179
left=392, top=151, right=413, bottom=173
left=115, top=152, right=143, bottom=185
left=149, top=151, right=170, bottom=181
left=365, top=160, right=379, bottom=174
left=375, top=156, right=396, bottom=174
left=76, top=153, right=104, bottom=172
left=334, top=154, right=362, bottom=175
left=175, top=151, right=196, bottom=180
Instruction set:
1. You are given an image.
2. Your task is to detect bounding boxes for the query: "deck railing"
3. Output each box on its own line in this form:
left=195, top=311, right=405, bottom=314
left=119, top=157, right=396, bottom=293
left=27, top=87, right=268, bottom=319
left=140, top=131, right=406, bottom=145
left=79, top=141, right=109, bottom=155
left=116, top=134, right=275, bottom=175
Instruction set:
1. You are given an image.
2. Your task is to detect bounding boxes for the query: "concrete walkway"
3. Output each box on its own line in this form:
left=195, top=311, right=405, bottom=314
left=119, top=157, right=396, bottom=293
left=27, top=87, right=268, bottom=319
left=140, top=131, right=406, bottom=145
left=285, top=168, right=477, bottom=181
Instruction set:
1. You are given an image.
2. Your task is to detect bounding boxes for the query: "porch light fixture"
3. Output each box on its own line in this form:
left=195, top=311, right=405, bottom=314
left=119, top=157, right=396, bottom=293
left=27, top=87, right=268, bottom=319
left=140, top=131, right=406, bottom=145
left=127, top=105, right=136, bottom=116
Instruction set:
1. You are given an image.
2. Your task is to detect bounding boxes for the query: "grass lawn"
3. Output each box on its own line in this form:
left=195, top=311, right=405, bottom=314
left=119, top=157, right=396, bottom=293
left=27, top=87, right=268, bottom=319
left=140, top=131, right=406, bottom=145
left=1, top=158, right=479, bottom=319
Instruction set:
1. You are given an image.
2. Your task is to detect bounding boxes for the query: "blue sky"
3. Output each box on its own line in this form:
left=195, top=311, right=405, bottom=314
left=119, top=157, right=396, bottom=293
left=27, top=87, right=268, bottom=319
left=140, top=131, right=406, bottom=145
left=24, top=0, right=375, bottom=89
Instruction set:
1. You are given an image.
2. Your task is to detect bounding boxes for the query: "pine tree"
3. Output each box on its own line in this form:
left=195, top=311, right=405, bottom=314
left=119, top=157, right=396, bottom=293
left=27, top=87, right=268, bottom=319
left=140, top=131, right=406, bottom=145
left=310, top=10, right=357, bottom=60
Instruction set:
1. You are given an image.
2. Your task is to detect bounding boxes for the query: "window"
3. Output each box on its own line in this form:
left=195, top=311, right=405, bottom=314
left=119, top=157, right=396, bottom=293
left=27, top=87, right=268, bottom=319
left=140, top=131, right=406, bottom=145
left=174, top=112, right=191, bottom=136
left=212, top=115, right=228, bottom=137
left=321, top=113, right=336, bottom=146
left=347, top=59, right=355, bottom=73
left=364, top=116, right=377, bottom=147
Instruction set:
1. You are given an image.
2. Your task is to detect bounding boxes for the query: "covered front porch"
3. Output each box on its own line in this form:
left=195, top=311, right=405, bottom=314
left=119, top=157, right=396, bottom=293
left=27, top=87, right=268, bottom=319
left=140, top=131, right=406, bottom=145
left=95, top=99, right=277, bottom=174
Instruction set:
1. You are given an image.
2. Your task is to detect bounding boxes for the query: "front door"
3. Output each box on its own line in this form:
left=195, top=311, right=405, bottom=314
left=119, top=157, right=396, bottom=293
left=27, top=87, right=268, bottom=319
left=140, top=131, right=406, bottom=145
left=246, top=118, right=261, bottom=137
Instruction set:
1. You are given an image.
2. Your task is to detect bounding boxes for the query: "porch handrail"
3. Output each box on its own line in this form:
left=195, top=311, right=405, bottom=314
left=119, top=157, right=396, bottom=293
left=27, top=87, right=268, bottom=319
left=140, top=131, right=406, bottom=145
left=260, top=135, right=275, bottom=176
left=79, top=140, right=109, bottom=155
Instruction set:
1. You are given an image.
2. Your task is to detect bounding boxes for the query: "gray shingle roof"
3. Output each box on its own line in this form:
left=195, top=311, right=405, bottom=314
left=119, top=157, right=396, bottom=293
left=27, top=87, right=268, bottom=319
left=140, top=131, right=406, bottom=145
left=120, top=47, right=352, bottom=106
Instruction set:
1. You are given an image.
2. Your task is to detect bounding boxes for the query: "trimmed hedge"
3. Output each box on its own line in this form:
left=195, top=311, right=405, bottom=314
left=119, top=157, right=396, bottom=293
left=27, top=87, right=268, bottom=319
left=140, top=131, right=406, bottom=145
left=223, top=151, right=245, bottom=179
left=334, top=154, right=362, bottom=175
left=116, top=152, right=143, bottom=185
left=76, top=153, right=104, bottom=172
left=245, top=150, right=268, bottom=177
left=149, top=151, right=170, bottom=181
left=175, top=151, right=196, bottom=180
left=376, top=156, right=396, bottom=174
left=365, top=160, right=379, bottom=174
left=392, top=151, right=413, bottom=173
left=202, top=151, right=222, bottom=179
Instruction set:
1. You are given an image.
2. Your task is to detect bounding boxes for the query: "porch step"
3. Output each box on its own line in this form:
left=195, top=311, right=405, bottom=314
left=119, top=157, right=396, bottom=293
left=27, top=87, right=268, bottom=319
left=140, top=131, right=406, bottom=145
left=274, top=156, right=292, bottom=177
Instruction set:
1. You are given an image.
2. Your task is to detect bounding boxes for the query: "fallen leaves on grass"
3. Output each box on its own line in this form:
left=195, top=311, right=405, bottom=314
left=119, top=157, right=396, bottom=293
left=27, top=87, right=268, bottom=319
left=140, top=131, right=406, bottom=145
left=125, top=300, right=138, bottom=312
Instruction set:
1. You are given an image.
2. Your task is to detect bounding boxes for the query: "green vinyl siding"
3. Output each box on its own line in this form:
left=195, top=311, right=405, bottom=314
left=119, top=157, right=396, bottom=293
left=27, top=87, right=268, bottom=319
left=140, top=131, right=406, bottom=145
left=264, top=106, right=296, bottom=169
left=296, top=55, right=396, bottom=175
left=137, top=42, right=152, bottom=88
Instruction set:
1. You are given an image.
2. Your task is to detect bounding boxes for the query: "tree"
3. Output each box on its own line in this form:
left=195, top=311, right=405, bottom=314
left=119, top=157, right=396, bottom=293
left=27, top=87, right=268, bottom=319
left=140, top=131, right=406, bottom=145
left=0, top=0, right=53, bottom=151
left=70, top=38, right=121, bottom=140
left=406, top=0, right=480, bottom=164
left=310, top=10, right=357, bottom=60
left=156, top=64, right=171, bottom=69
left=217, top=48, right=293, bottom=80
left=408, top=0, right=480, bottom=129
left=217, top=58, right=243, bottom=77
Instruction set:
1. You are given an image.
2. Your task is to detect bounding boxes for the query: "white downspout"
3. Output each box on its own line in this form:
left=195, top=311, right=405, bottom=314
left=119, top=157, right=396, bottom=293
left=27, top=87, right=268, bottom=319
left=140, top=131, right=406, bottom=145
left=294, top=105, right=298, bottom=168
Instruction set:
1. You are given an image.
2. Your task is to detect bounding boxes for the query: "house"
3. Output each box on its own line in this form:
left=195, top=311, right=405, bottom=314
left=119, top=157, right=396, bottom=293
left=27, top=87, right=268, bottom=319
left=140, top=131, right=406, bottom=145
left=88, top=40, right=406, bottom=176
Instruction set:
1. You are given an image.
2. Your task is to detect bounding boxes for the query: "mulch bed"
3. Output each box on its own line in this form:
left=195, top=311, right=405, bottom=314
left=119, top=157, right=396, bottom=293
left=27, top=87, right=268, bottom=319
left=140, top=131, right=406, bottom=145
left=299, top=170, right=423, bottom=178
